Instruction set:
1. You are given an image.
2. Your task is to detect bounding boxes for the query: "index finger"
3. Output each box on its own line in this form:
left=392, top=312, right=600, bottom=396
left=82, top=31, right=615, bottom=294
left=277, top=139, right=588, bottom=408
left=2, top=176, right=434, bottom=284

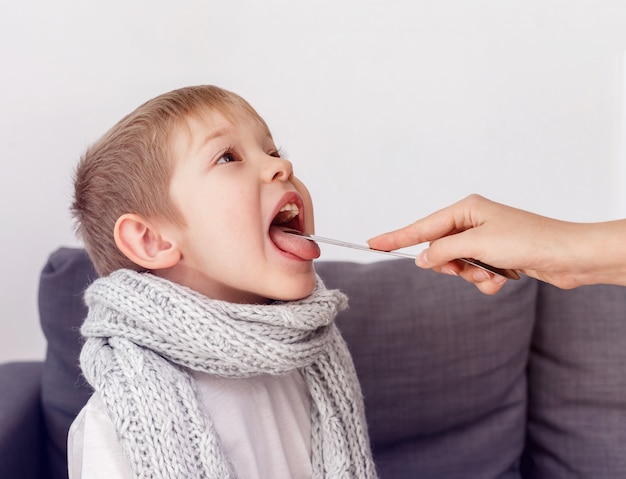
left=368, top=205, right=464, bottom=251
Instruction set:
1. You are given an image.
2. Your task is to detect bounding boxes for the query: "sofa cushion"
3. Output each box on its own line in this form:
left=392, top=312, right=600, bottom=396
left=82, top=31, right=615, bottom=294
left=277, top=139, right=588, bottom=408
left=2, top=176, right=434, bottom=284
left=316, top=260, right=538, bottom=479
left=524, top=283, right=626, bottom=478
left=39, top=248, right=97, bottom=479
left=0, top=362, right=43, bottom=479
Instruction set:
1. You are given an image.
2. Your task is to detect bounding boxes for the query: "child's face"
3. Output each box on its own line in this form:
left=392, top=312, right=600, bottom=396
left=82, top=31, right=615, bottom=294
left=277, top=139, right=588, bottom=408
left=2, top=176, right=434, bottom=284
left=160, top=108, right=320, bottom=303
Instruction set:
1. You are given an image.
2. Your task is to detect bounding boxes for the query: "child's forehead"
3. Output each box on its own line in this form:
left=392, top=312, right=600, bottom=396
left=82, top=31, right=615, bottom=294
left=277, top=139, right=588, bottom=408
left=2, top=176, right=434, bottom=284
left=169, top=106, right=274, bottom=157
left=181, top=105, right=272, bottom=138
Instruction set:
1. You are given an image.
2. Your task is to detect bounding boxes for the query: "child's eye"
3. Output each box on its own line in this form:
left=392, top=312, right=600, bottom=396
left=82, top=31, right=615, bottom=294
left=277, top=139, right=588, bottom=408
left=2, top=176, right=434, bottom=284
left=271, top=147, right=288, bottom=158
left=216, top=151, right=238, bottom=164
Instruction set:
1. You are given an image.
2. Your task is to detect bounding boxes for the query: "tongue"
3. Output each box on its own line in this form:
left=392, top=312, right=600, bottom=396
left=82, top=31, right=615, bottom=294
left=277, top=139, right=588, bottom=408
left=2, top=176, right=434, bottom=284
left=269, top=226, right=321, bottom=260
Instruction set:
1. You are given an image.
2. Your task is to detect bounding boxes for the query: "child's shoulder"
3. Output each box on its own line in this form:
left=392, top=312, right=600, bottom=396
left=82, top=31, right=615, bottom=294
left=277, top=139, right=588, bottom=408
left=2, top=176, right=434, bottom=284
left=67, top=393, right=132, bottom=478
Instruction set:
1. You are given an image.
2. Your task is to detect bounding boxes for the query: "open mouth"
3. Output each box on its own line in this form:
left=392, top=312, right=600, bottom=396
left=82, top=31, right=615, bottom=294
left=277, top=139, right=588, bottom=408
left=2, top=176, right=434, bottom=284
left=270, top=202, right=303, bottom=232
left=269, top=199, right=320, bottom=260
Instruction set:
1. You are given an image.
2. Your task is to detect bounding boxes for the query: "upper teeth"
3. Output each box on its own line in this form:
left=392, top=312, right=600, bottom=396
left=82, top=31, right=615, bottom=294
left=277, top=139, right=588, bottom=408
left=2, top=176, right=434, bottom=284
left=280, top=203, right=298, bottom=213
left=274, top=203, right=299, bottom=224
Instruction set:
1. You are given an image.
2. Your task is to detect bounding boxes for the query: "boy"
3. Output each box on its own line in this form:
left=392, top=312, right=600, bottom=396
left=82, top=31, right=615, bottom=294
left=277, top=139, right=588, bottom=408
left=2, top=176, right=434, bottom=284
left=68, top=85, right=376, bottom=478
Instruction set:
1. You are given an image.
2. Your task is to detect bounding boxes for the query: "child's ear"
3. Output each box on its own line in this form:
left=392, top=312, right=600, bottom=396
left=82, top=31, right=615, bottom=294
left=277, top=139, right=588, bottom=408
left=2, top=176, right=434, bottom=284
left=114, top=213, right=181, bottom=270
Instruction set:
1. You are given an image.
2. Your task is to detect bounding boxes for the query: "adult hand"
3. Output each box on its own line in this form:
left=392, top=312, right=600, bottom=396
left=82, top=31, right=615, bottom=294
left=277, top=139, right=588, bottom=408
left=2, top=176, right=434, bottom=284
left=368, top=194, right=626, bottom=294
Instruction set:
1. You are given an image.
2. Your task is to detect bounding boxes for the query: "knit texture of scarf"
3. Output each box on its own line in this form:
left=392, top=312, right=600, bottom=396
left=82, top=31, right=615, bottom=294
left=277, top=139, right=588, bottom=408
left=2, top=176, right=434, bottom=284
left=79, top=269, right=377, bottom=479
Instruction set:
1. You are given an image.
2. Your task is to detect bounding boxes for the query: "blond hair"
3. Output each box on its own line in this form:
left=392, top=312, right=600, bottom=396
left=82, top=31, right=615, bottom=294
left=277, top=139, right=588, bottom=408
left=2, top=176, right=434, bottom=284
left=72, top=85, right=269, bottom=276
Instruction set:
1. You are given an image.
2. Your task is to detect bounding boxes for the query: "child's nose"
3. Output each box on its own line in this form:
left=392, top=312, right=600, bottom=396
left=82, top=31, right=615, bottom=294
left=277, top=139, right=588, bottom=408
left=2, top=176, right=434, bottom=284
left=263, top=156, right=293, bottom=182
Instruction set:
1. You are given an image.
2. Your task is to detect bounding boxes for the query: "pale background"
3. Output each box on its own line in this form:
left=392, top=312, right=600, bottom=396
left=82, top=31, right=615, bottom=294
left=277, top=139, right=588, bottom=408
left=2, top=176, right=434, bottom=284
left=2, top=0, right=626, bottom=363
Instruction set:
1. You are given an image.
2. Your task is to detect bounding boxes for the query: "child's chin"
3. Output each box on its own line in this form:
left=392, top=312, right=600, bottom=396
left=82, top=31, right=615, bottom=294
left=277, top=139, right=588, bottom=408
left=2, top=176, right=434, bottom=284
left=273, top=277, right=317, bottom=301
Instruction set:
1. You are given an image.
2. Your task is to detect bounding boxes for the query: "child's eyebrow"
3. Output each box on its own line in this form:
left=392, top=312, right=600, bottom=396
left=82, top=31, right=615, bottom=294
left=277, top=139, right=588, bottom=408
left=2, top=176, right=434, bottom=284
left=199, top=128, right=230, bottom=148
left=188, top=127, right=233, bottom=157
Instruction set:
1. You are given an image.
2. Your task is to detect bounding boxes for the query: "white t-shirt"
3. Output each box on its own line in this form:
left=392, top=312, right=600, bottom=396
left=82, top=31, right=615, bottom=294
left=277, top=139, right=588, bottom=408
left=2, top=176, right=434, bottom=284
left=68, top=369, right=312, bottom=479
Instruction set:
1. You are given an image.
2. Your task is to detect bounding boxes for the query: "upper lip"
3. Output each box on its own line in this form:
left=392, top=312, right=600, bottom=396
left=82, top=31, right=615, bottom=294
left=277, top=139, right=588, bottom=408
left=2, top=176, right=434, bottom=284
left=269, top=191, right=305, bottom=233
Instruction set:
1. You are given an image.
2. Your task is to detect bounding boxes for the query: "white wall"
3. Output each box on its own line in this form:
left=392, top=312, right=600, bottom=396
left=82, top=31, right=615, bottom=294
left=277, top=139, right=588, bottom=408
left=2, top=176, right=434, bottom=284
left=2, top=0, right=626, bottom=363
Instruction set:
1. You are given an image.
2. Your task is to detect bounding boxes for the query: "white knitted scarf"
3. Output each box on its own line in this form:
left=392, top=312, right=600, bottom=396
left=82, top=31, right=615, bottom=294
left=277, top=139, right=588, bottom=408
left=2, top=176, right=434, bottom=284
left=79, top=269, right=377, bottom=479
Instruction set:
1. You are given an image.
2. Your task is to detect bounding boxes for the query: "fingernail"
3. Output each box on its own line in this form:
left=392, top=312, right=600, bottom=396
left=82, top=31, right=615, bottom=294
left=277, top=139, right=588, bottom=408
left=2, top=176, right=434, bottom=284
left=416, top=250, right=430, bottom=267
left=473, top=269, right=492, bottom=282
left=493, top=274, right=507, bottom=284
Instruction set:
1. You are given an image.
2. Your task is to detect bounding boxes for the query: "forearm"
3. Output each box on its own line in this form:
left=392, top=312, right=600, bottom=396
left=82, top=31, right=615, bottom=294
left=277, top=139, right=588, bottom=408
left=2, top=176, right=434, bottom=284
left=560, top=220, right=626, bottom=288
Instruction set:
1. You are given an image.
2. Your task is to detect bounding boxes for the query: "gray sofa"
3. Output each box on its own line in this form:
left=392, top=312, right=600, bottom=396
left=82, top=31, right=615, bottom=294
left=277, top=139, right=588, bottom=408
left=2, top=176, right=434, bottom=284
left=2, top=247, right=626, bottom=479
